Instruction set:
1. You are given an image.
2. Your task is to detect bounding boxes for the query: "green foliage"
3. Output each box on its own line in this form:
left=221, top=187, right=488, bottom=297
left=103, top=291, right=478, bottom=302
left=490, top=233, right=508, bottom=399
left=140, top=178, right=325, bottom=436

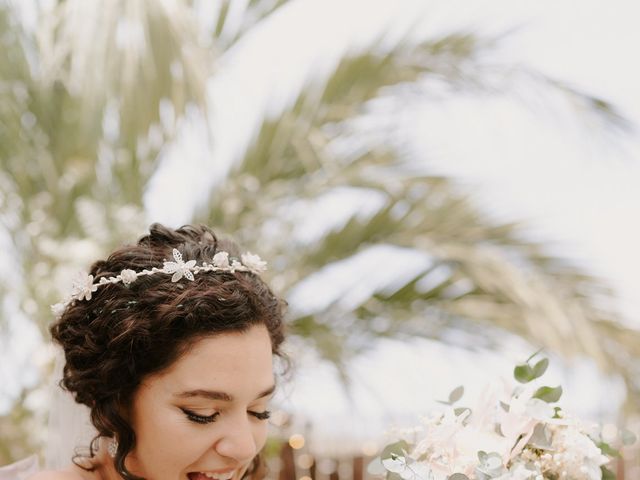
left=449, top=386, right=464, bottom=403
left=601, top=466, right=617, bottom=480
left=621, top=428, right=637, bottom=446
left=0, top=391, right=41, bottom=465
left=380, top=440, right=411, bottom=461
left=597, top=441, right=621, bottom=458
left=454, top=407, right=472, bottom=417
left=532, top=385, right=563, bottom=403
left=514, top=358, right=549, bottom=383
left=211, top=0, right=292, bottom=51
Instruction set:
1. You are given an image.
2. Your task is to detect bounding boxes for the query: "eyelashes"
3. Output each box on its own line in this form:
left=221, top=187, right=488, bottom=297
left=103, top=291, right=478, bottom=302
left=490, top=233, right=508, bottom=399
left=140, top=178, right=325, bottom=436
left=251, top=410, right=271, bottom=421
left=181, top=408, right=271, bottom=424
left=182, top=408, right=220, bottom=424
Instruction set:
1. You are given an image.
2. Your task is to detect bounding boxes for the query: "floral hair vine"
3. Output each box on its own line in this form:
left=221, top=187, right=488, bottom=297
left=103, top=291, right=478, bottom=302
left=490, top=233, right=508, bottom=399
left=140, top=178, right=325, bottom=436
left=51, top=249, right=267, bottom=319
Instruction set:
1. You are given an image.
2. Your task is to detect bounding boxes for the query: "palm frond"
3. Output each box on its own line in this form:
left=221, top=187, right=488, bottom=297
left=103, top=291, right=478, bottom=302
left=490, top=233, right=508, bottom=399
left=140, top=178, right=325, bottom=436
left=37, top=0, right=210, bottom=143
left=210, top=0, right=293, bottom=52
left=197, top=33, right=639, bottom=407
left=0, top=0, right=212, bottom=339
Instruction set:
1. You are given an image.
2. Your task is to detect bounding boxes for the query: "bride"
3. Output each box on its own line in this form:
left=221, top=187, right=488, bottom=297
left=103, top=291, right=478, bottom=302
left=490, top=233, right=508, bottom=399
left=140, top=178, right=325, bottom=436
left=10, top=223, right=286, bottom=480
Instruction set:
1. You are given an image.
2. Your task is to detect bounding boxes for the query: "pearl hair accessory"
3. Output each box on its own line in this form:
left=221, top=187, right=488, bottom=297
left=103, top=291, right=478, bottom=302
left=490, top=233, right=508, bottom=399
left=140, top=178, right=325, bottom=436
left=51, top=248, right=267, bottom=319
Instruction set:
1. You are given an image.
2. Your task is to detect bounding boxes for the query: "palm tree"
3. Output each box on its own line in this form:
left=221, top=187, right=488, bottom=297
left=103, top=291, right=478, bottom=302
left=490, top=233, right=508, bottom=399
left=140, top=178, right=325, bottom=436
left=0, top=0, right=211, bottom=462
left=0, top=0, right=637, bottom=463
left=196, top=23, right=639, bottom=400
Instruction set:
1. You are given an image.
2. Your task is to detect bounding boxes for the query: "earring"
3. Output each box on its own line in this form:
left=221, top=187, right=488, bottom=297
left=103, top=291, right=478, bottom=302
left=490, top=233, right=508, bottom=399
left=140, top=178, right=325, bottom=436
left=107, top=438, right=118, bottom=458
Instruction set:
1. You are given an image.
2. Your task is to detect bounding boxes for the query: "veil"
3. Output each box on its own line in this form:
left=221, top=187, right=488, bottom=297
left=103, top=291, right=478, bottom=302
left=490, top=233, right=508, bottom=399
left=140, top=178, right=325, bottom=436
left=44, top=347, right=97, bottom=469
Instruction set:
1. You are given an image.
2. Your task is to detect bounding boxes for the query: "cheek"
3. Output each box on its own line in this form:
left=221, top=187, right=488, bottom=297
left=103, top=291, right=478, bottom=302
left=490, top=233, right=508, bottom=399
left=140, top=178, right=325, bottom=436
left=131, top=399, right=208, bottom=469
left=139, top=406, right=211, bottom=446
left=255, top=421, right=270, bottom=451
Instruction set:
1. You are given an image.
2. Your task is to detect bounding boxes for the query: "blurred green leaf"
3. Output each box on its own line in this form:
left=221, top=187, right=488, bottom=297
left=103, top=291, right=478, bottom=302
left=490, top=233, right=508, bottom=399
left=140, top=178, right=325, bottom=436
left=621, top=428, right=637, bottom=446
left=597, top=441, right=621, bottom=458
left=531, top=358, right=549, bottom=380
left=449, top=385, right=464, bottom=403
left=533, top=386, right=563, bottom=403
left=601, top=466, right=616, bottom=480
left=514, top=364, right=534, bottom=383
left=380, top=440, right=411, bottom=461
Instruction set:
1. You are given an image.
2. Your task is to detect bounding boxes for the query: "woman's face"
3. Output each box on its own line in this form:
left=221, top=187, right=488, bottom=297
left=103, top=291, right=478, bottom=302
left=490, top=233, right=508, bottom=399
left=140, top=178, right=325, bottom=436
left=125, top=324, right=275, bottom=480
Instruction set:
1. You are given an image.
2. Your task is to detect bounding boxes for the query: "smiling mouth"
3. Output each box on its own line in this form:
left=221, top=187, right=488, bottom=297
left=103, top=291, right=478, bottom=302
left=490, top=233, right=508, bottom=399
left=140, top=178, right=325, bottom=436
left=188, top=471, right=235, bottom=480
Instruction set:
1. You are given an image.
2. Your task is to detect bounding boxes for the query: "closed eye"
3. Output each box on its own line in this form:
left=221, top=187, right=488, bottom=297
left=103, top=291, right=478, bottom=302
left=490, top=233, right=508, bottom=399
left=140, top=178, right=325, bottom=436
left=181, top=408, right=219, bottom=424
left=249, top=410, right=271, bottom=421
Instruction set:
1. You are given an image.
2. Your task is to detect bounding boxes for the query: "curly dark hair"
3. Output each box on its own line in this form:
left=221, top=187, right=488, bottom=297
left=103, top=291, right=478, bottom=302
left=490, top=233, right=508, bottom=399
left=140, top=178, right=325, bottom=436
left=49, top=223, right=287, bottom=480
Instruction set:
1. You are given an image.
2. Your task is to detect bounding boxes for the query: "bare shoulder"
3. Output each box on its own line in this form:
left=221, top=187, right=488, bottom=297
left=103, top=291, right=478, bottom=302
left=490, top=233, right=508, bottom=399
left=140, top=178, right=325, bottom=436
left=27, top=470, right=86, bottom=480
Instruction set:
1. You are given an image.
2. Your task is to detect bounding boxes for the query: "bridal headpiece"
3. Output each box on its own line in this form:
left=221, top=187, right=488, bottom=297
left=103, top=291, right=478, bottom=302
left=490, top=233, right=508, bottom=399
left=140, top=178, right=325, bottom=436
left=51, top=248, right=267, bottom=319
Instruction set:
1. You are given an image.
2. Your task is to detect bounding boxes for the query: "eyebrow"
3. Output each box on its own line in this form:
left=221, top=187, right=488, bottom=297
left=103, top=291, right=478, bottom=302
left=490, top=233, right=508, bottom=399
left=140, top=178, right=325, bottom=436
left=174, top=384, right=276, bottom=402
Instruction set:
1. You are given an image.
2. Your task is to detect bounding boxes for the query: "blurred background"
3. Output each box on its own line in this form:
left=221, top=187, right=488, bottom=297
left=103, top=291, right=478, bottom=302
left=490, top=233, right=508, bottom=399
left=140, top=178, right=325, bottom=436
left=1, top=0, right=639, bottom=477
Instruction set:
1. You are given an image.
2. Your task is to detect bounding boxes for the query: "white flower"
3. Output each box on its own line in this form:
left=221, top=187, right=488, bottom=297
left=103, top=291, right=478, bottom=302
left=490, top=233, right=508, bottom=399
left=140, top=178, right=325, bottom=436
left=241, top=252, right=267, bottom=273
left=163, top=248, right=197, bottom=282
left=120, top=269, right=138, bottom=285
left=212, top=251, right=230, bottom=268
left=70, top=272, right=98, bottom=301
left=493, top=462, right=540, bottom=480
left=546, top=425, right=609, bottom=480
left=51, top=302, right=67, bottom=318
left=454, top=426, right=511, bottom=468
left=525, top=398, right=556, bottom=421
left=498, top=390, right=541, bottom=460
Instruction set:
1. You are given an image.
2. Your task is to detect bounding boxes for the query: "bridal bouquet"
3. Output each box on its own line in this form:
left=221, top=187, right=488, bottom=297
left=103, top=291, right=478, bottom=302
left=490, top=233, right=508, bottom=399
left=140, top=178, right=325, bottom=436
left=372, top=353, right=635, bottom=480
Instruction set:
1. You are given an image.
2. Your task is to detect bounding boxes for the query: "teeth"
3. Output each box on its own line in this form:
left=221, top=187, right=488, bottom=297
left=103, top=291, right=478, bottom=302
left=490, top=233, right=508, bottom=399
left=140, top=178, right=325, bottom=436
left=202, top=472, right=234, bottom=480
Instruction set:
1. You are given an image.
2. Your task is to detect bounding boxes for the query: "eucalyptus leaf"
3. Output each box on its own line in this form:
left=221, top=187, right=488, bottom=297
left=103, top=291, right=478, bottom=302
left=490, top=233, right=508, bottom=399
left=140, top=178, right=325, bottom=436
left=531, top=358, right=549, bottom=379
left=597, top=441, right=620, bottom=458
left=601, top=466, right=616, bottom=480
left=448, top=474, right=470, bottom=480
left=473, top=468, right=490, bottom=480
left=454, top=407, right=471, bottom=417
left=532, top=385, right=563, bottom=403
left=416, top=452, right=429, bottom=462
left=514, top=364, right=533, bottom=383
left=380, top=440, right=411, bottom=460
left=477, top=452, right=503, bottom=474
left=621, top=428, right=637, bottom=446
left=449, top=385, right=464, bottom=403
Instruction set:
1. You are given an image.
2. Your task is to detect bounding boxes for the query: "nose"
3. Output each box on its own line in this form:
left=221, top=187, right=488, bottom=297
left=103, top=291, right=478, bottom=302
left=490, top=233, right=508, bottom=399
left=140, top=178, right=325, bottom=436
left=214, top=417, right=258, bottom=463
